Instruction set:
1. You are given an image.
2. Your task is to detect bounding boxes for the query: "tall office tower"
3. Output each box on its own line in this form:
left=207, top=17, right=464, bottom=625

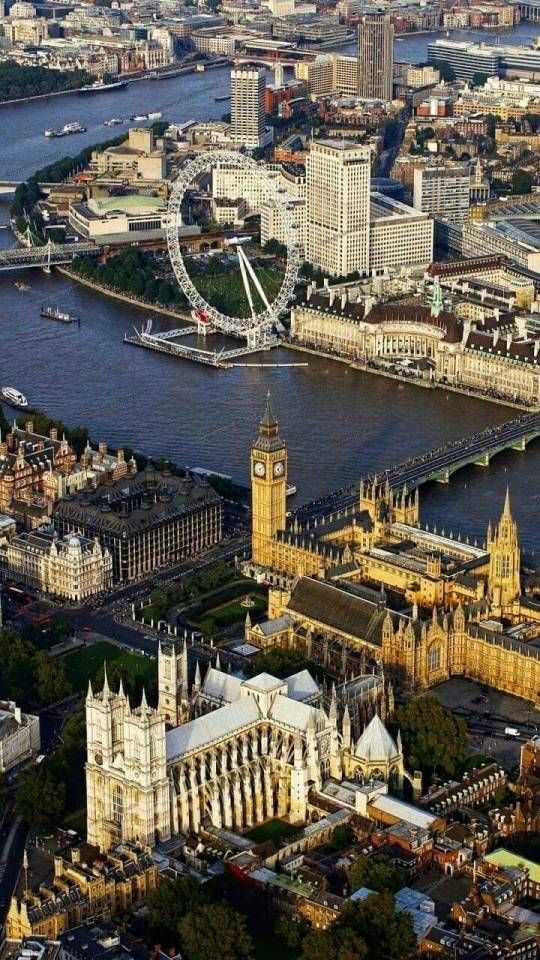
left=413, top=165, right=471, bottom=224
left=306, top=138, right=371, bottom=277
left=230, top=66, right=266, bottom=150
left=357, top=11, right=394, bottom=101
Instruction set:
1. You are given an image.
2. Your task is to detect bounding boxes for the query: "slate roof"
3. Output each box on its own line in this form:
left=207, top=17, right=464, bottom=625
left=54, top=468, right=220, bottom=537
left=201, top=667, right=241, bottom=703
left=286, top=669, right=320, bottom=702
left=166, top=697, right=261, bottom=760
left=354, top=714, right=399, bottom=763
left=287, top=577, right=385, bottom=645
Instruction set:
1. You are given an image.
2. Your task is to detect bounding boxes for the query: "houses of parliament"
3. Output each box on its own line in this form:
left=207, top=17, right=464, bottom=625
left=82, top=398, right=540, bottom=853
left=247, top=395, right=540, bottom=704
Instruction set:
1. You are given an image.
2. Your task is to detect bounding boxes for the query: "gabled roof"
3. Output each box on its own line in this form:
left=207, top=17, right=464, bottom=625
left=245, top=672, right=285, bottom=692
left=354, top=714, right=399, bottom=763
left=201, top=667, right=242, bottom=703
left=269, top=695, right=317, bottom=733
left=287, top=577, right=385, bottom=645
left=166, top=697, right=260, bottom=760
left=286, top=669, right=319, bottom=702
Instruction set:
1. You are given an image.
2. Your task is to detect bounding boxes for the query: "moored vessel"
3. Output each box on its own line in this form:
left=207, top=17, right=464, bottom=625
left=44, top=121, right=87, bottom=138
left=79, top=79, right=128, bottom=94
left=41, top=305, right=79, bottom=324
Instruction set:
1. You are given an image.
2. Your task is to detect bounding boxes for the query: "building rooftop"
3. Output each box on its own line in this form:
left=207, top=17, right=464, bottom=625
left=54, top=468, right=220, bottom=538
left=354, top=714, right=400, bottom=763
left=484, top=848, right=540, bottom=886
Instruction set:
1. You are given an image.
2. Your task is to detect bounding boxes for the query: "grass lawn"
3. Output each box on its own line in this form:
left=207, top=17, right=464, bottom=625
left=62, top=640, right=155, bottom=692
left=189, top=594, right=267, bottom=630
left=186, top=581, right=267, bottom=624
left=245, top=818, right=301, bottom=846
left=197, top=267, right=284, bottom=320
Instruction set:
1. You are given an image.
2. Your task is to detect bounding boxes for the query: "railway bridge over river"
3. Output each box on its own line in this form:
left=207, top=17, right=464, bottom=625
left=0, top=240, right=100, bottom=272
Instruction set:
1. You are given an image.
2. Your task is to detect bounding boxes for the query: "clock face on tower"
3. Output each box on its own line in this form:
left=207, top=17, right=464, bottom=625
left=273, top=460, right=285, bottom=478
left=253, top=461, right=266, bottom=478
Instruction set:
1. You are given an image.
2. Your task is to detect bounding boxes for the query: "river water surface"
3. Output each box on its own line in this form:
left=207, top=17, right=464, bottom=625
left=0, top=31, right=539, bottom=549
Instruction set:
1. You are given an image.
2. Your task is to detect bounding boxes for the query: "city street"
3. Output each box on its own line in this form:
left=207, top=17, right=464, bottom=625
left=431, top=677, right=539, bottom=769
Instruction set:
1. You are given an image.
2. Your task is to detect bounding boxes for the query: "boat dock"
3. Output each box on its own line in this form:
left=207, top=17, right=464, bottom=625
left=230, top=362, right=309, bottom=368
left=124, top=324, right=280, bottom=369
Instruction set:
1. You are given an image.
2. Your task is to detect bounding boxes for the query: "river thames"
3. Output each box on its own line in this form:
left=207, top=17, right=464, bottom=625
left=0, top=24, right=539, bottom=550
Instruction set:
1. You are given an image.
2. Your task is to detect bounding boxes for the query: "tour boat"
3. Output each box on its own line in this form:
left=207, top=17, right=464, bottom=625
left=44, top=122, right=87, bottom=138
left=286, top=484, right=297, bottom=497
left=214, top=94, right=230, bottom=102
left=147, top=111, right=162, bottom=120
left=104, top=117, right=124, bottom=127
left=79, top=79, right=128, bottom=94
left=1, top=387, right=28, bottom=409
left=61, top=122, right=86, bottom=135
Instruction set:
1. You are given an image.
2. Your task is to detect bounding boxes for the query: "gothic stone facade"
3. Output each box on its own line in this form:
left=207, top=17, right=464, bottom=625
left=86, top=654, right=408, bottom=851
left=249, top=399, right=540, bottom=704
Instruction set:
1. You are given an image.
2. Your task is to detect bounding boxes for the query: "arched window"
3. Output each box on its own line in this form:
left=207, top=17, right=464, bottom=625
left=112, top=784, right=123, bottom=826
left=427, top=643, right=441, bottom=673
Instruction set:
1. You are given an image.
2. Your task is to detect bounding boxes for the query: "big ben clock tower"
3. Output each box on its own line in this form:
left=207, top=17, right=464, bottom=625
left=251, top=392, right=287, bottom=566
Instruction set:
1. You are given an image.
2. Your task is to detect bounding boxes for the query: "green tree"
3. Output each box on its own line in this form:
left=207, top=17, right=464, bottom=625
left=251, top=646, right=309, bottom=679
left=329, top=824, right=355, bottom=850
left=263, top=238, right=288, bottom=258
left=33, top=652, right=71, bottom=706
left=472, top=72, right=489, bottom=87
left=485, top=113, right=498, bottom=139
left=147, top=876, right=207, bottom=947
left=338, top=891, right=416, bottom=960
left=348, top=853, right=406, bottom=894
left=396, top=695, right=468, bottom=780
left=179, top=903, right=253, bottom=960
left=16, top=769, right=65, bottom=832
left=273, top=915, right=309, bottom=950
left=302, top=927, right=367, bottom=960
left=429, top=59, right=456, bottom=82
left=511, top=168, right=534, bottom=195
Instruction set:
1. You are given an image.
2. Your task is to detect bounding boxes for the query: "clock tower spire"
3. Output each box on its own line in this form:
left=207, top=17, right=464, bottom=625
left=251, top=392, right=287, bottom=567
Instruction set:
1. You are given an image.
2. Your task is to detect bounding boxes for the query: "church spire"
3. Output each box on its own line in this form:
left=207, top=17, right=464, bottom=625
left=102, top=662, right=111, bottom=700
left=503, top=485, right=512, bottom=518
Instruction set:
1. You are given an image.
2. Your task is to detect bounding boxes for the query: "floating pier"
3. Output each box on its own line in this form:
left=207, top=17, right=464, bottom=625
left=124, top=322, right=280, bottom=369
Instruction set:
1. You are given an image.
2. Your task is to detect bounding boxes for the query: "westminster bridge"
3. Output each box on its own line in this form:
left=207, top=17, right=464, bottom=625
left=295, top=412, right=540, bottom=524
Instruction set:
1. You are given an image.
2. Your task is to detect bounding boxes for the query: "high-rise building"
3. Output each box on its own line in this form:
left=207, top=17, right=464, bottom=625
left=230, top=65, right=266, bottom=150
left=306, top=138, right=371, bottom=277
left=357, top=11, right=393, bottom=101
left=413, top=165, right=471, bottom=224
